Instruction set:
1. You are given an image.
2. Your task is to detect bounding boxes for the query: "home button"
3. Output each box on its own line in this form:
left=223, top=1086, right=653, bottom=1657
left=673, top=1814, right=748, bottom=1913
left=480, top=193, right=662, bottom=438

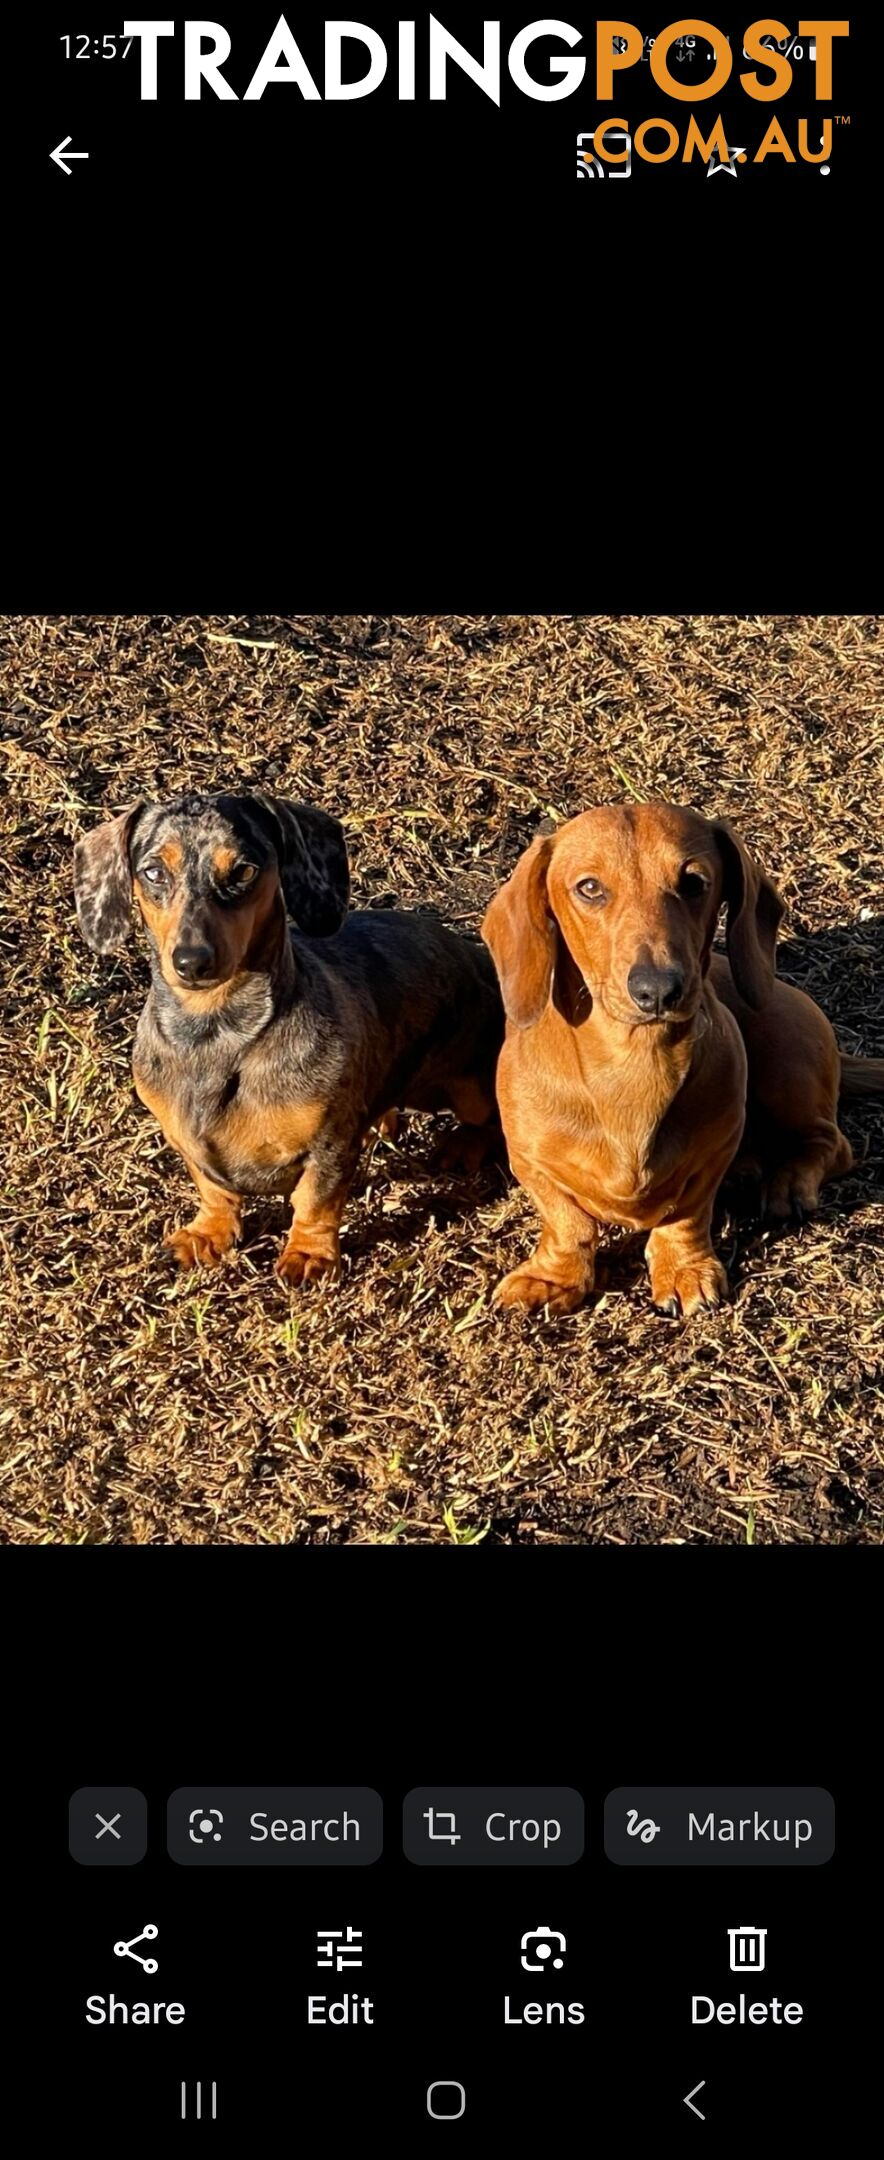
left=427, top=2081, right=466, bottom=2120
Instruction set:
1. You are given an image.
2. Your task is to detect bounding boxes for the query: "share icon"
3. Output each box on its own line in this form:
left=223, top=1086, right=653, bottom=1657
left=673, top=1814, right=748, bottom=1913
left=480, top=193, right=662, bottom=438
left=113, top=1924, right=159, bottom=1975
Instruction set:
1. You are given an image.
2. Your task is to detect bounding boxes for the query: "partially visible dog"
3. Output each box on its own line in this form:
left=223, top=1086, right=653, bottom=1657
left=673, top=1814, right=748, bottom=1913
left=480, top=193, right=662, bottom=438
left=482, top=803, right=882, bottom=1318
left=75, top=791, right=503, bottom=1282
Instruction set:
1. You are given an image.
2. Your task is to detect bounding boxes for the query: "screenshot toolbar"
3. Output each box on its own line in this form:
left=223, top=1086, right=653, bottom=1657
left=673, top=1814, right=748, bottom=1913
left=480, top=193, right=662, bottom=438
left=64, top=1780, right=842, bottom=2136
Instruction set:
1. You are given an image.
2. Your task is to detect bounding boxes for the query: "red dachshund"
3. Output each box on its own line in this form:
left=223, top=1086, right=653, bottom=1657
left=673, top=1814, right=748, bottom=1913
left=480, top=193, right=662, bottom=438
left=482, top=804, right=882, bottom=1317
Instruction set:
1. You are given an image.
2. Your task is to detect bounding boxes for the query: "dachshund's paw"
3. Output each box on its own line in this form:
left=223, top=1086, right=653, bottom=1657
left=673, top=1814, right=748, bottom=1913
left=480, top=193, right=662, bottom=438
left=493, top=1267, right=587, bottom=1316
left=275, top=1244, right=339, bottom=1288
left=653, top=1256, right=729, bottom=1318
left=164, top=1221, right=236, bottom=1270
left=765, top=1165, right=821, bottom=1226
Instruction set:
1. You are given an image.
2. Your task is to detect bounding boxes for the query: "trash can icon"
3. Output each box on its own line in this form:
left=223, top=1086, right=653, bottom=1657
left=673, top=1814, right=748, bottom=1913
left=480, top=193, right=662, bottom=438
left=728, top=1926, right=767, bottom=1974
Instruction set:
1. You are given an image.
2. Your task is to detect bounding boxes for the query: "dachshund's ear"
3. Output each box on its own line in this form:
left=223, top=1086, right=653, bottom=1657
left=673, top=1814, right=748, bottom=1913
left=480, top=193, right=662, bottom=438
left=712, top=819, right=784, bottom=1009
left=481, top=834, right=556, bottom=1029
left=73, top=802, right=146, bottom=954
left=253, top=795, right=350, bottom=935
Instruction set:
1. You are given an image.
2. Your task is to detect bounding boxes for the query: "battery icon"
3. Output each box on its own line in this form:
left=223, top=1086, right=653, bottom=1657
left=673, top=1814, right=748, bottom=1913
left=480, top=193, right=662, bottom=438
left=728, top=1926, right=767, bottom=1973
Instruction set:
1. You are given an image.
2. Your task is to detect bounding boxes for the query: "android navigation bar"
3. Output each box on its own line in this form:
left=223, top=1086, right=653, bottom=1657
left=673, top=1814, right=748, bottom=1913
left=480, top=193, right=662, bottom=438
left=604, top=1788, right=835, bottom=1865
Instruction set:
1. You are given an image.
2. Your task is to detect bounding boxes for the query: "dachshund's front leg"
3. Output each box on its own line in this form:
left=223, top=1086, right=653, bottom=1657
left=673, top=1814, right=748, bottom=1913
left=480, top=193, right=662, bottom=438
left=494, top=1162, right=599, bottom=1316
left=165, top=1158, right=244, bottom=1271
left=433, top=1073, right=503, bottom=1174
left=645, top=1200, right=728, bottom=1319
left=276, top=1134, right=362, bottom=1288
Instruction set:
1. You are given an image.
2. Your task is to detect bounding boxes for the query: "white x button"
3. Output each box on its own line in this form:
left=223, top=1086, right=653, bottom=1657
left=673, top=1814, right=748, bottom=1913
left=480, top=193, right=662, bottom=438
left=70, top=1788, right=147, bottom=1865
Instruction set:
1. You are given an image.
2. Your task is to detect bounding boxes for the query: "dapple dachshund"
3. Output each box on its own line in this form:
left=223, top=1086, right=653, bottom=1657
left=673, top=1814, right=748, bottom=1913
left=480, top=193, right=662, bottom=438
left=482, top=803, right=883, bottom=1318
left=74, top=791, right=503, bottom=1283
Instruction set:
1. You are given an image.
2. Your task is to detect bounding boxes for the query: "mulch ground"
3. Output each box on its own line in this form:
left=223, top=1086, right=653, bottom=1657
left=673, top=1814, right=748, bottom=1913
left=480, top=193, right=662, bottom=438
left=1, top=612, right=882, bottom=1544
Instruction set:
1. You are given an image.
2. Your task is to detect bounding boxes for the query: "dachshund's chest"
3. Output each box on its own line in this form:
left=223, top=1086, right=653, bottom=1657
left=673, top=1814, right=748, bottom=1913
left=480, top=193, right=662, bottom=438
left=133, top=1043, right=326, bottom=1195
left=528, top=1085, right=695, bottom=1227
left=576, top=1122, right=688, bottom=1223
left=603, top=1146, right=688, bottom=1222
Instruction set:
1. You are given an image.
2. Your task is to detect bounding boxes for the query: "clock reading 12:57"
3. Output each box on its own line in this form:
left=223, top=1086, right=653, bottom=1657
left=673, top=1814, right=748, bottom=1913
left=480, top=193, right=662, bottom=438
left=60, top=34, right=135, bottom=60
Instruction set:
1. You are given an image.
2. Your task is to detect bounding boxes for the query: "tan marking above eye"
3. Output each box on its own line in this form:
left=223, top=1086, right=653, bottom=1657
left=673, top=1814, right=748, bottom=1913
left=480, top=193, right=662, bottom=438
left=158, top=841, right=184, bottom=872
left=213, top=848, right=258, bottom=885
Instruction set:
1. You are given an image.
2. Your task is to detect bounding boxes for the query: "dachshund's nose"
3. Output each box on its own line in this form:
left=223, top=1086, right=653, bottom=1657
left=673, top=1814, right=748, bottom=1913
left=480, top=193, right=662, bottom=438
left=172, top=941, right=216, bottom=983
left=627, top=963, right=685, bottom=1017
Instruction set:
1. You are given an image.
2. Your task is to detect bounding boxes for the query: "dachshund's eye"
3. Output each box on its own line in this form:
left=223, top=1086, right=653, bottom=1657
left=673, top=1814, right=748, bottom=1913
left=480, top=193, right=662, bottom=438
left=575, top=876, right=607, bottom=906
left=141, top=861, right=168, bottom=889
left=680, top=866, right=711, bottom=900
left=217, top=859, right=258, bottom=894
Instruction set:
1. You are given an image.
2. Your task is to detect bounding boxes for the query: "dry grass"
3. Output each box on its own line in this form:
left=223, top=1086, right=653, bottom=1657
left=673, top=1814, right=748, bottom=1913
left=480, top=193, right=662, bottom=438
left=1, top=613, right=883, bottom=1546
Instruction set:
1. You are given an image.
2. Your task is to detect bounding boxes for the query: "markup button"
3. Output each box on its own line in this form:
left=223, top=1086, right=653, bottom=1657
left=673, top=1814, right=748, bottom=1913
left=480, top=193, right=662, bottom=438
left=604, top=1787, right=835, bottom=1865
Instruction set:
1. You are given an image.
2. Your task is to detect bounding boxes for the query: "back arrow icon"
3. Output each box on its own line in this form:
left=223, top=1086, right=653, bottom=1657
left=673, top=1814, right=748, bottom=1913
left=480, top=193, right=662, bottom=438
left=683, top=2081, right=706, bottom=2121
left=51, top=137, right=89, bottom=175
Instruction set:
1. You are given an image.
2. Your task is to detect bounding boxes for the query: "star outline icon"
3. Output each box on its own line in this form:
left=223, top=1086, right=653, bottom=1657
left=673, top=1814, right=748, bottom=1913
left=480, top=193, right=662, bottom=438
left=707, top=142, right=746, bottom=178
